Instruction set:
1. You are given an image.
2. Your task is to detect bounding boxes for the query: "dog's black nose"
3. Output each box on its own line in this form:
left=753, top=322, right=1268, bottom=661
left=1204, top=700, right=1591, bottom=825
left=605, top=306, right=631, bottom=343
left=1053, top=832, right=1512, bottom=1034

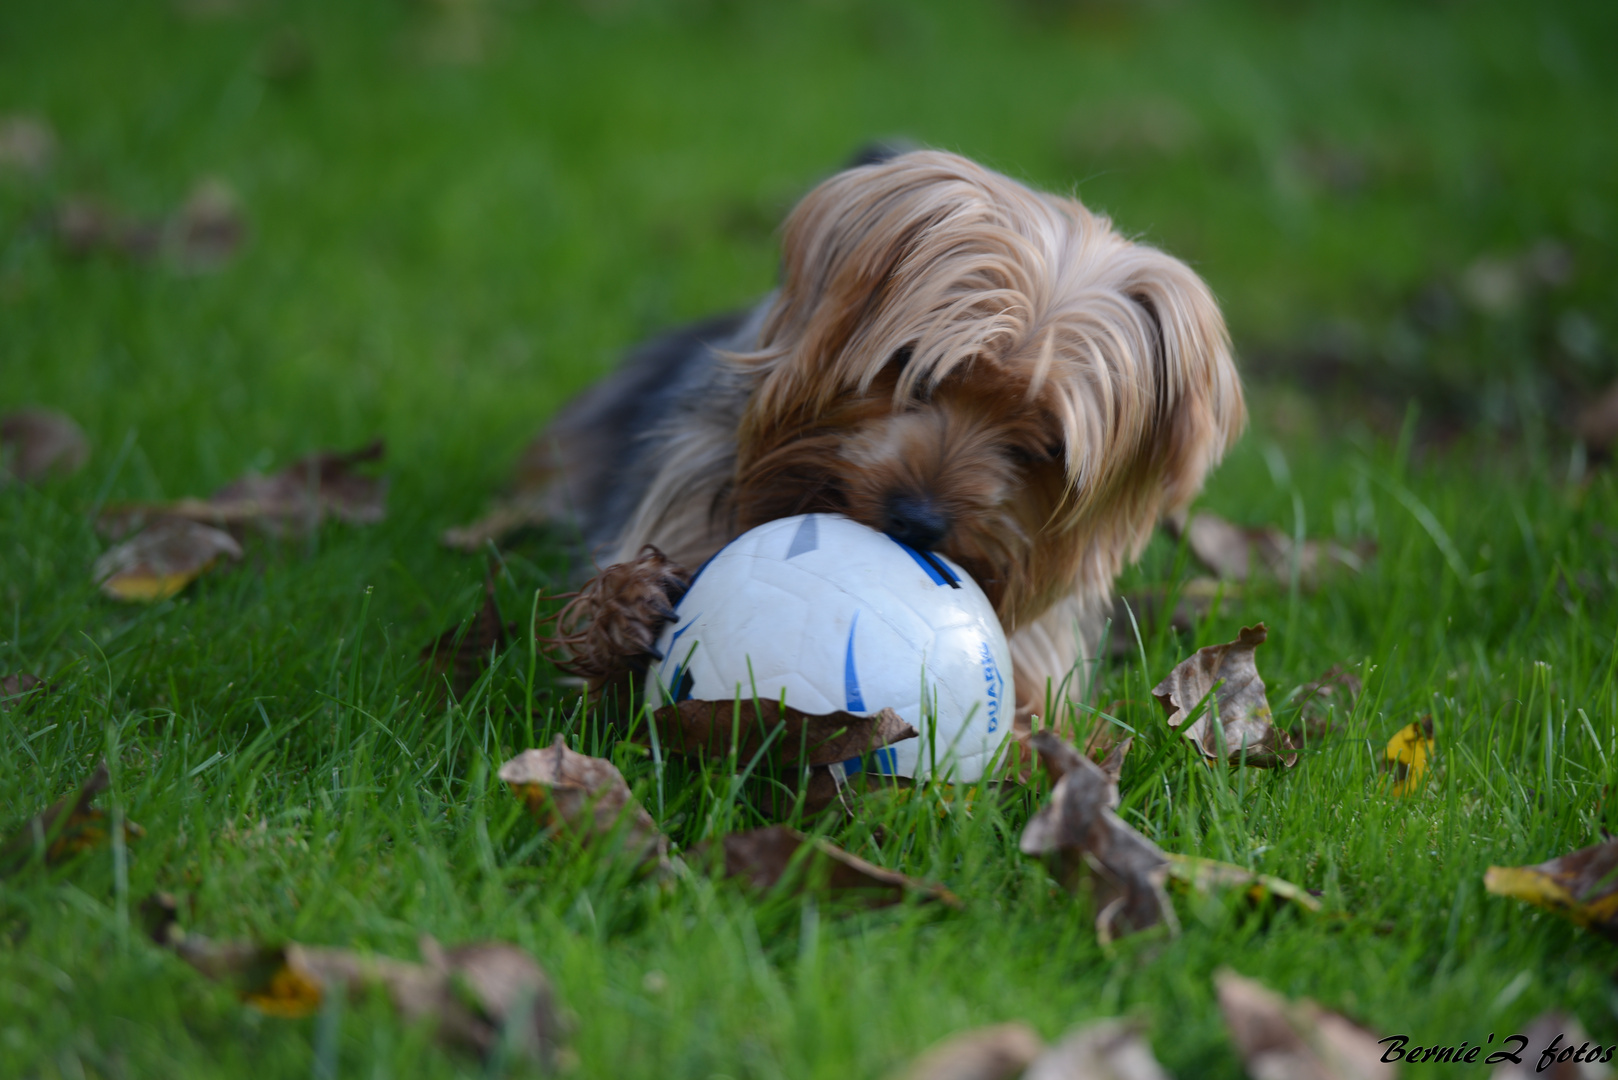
left=883, top=493, right=950, bottom=551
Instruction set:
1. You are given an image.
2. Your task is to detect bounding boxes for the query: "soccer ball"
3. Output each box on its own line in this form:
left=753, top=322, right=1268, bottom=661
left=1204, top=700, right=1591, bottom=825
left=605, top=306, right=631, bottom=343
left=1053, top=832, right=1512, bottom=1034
left=643, top=513, right=1014, bottom=782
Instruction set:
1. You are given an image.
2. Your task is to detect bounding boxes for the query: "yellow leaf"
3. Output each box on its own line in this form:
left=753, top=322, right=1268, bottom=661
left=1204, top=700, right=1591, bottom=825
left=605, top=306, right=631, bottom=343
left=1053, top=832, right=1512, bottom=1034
left=1384, top=717, right=1434, bottom=795
left=1485, top=838, right=1618, bottom=940
left=244, top=961, right=324, bottom=1018
left=1165, top=853, right=1322, bottom=913
left=100, top=569, right=209, bottom=602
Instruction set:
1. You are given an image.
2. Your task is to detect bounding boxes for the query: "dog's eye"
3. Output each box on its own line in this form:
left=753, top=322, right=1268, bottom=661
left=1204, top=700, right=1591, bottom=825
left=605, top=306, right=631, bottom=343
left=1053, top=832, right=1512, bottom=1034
left=1008, top=441, right=1065, bottom=466
left=888, top=345, right=914, bottom=374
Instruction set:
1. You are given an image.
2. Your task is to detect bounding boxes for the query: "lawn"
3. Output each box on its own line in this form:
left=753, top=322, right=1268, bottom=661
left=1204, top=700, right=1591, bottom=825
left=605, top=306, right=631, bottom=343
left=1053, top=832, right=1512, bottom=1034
left=2, top=0, right=1617, bottom=1076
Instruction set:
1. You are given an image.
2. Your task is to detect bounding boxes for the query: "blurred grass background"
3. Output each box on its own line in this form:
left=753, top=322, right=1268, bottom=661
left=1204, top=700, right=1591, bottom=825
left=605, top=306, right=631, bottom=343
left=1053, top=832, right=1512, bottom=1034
left=2, top=1, right=1617, bottom=1077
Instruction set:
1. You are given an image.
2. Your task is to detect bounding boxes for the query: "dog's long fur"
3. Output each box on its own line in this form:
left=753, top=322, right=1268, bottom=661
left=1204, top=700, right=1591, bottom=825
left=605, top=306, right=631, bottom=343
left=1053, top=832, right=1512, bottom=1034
left=517, top=150, right=1245, bottom=738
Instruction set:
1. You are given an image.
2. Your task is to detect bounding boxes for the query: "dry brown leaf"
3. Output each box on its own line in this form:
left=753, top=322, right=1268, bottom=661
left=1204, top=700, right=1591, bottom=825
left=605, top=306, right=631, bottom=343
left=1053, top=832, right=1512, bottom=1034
left=52, top=196, right=162, bottom=260
left=146, top=897, right=562, bottom=1065
left=99, top=440, right=388, bottom=538
left=499, top=736, right=669, bottom=873
left=1152, top=624, right=1297, bottom=768
left=1173, top=511, right=1373, bottom=586
left=93, top=518, right=243, bottom=602
left=171, top=177, right=246, bottom=271
left=1024, top=1019, right=1173, bottom=1080
left=0, top=761, right=142, bottom=876
left=698, top=824, right=961, bottom=909
left=1, top=673, right=48, bottom=712
left=1215, top=969, right=1392, bottom=1080
left=0, top=114, right=55, bottom=175
left=1576, top=382, right=1618, bottom=460
left=420, top=569, right=515, bottom=696
left=1490, top=1011, right=1612, bottom=1079
left=1019, top=731, right=1175, bottom=945
left=651, top=700, right=918, bottom=769
left=1484, top=836, right=1618, bottom=942
left=1, top=409, right=89, bottom=483
left=888, top=1022, right=1044, bottom=1080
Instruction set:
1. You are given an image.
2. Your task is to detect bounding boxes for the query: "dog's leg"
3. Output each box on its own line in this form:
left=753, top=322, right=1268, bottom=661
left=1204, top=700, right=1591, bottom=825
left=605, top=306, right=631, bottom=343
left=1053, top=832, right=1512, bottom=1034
left=552, top=546, right=692, bottom=689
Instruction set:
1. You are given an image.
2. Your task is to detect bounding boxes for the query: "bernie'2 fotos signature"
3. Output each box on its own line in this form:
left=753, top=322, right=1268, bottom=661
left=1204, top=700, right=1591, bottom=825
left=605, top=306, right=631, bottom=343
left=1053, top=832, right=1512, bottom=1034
left=1378, top=1031, right=1614, bottom=1070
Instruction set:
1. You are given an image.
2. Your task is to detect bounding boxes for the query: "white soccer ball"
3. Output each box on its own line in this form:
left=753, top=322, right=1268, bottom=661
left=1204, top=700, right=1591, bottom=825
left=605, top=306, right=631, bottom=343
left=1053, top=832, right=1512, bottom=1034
left=643, top=513, right=1014, bottom=782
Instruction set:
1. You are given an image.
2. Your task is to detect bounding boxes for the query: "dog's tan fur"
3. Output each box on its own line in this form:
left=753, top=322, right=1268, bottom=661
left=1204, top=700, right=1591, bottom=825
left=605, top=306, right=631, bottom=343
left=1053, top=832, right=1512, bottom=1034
left=537, top=150, right=1244, bottom=739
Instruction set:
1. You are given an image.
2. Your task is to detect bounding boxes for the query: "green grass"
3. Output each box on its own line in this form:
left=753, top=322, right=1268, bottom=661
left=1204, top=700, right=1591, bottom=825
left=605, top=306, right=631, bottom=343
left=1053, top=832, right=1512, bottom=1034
left=3, top=0, right=1618, bottom=1076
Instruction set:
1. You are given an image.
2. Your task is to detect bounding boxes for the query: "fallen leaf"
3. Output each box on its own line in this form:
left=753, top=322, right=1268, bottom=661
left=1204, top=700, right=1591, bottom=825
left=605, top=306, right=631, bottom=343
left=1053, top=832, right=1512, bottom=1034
left=1, top=409, right=89, bottom=483
left=1290, top=666, right=1363, bottom=742
left=99, top=440, right=387, bottom=538
left=698, top=824, right=960, bottom=909
left=171, top=177, right=246, bottom=271
left=1484, top=836, right=1618, bottom=942
left=0, top=761, right=142, bottom=876
left=499, top=736, right=669, bottom=873
left=1215, top=969, right=1393, bottom=1080
left=1490, top=1011, right=1612, bottom=1079
left=1576, top=381, right=1618, bottom=460
left=1152, top=625, right=1297, bottom=768
left=146, top=897, right=563, bottom=1065
left=1024, top=1019, right=1173, bottom=1080
left=1165, top=854, right=1322, bottom=914
left=420, top=568, right=515, bottom=695
left=0, top=114, right=55, bottom=175
left=1, top=673, right=47, bottom=712
left=93, top=518, right=243, bottom=601
left=651, top=700, right=918, bottom=769
left=52, top=196, right=162, bottom=260
left=1171, top=512, right=1373, bottom=586
left=1019, top=731, right=1175, bottom=945
left=1384, top=717, right=1433, bottom=796
left=888, top=1022, right=1044, bottom=1080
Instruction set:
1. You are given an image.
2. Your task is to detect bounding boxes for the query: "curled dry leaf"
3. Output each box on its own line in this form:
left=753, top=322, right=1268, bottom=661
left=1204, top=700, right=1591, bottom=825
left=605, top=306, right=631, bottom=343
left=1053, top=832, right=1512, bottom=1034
left=1490, top=1011, right=1612, bottom=1079
left=1172, top=511, right=1374, bottom=586
left=1152, top=624, right=1298, bottom=768
left=1215, top=969, right=1392, bottom=1080
left=888, top=1022, right=1044, bottom=1080
left=147, top=897, right=563, bottom=1065
left=0, top=761, right=142, bottom=876
left=1019, top=731, right=1175, bottom=945
left=171, top=177, right=245, bottom=271
left=1024, top=1019, right=1173, bottom=1080
left=1575, top=381, right=1618, bottom=460
left=93, top=518, right=243, bottom=602
left=1164, top=854, right=1322, bottom=914
left=1, top=673, right=47, bottom=712
left=1, top=408, right=89, bottom=483
left=651, top=700, right=918, bottom=768
left=697, top=824, right=961, bottom=909
left=1383, top=717, right=1433, bottom=796
left=100, top=440, right=387, bottom=539
left=0, top=114, right=55, bottom=174
left=420, top=569, right=515, bottom=696
left=499, top=737, right=669, bottom=874
left=1484, top=836, right=1618, bottom=942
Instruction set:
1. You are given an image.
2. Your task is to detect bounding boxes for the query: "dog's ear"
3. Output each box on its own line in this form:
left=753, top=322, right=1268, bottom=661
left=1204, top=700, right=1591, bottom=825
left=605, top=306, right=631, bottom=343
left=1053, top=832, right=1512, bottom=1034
left=1119, top=249, right=1245, bottom=516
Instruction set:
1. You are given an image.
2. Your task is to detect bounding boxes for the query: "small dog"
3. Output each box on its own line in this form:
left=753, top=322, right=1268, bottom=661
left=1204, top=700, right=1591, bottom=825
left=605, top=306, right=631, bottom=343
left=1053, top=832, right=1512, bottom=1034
left=473, top=149, right=1245, bottom=745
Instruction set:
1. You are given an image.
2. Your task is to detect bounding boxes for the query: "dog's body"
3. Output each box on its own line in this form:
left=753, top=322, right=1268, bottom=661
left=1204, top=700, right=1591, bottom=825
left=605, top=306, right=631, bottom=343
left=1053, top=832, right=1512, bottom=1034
left=508, top=150, right=1245, bottom=741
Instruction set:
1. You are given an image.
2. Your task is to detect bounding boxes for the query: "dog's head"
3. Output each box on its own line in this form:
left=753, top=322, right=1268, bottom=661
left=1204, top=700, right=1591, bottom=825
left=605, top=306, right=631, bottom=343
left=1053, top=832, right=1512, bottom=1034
left=727, top=151, right=1245, bottom=627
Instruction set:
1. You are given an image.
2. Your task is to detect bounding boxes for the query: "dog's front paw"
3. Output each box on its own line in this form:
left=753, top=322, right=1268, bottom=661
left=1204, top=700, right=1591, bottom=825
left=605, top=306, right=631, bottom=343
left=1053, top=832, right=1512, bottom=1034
left=552, top=546, right=691, bottom=686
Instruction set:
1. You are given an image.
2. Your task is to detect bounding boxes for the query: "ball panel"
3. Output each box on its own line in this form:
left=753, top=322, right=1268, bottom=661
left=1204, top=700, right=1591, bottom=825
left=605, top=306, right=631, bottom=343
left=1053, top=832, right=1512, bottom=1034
left=645, top=514, right=1014, bottom=782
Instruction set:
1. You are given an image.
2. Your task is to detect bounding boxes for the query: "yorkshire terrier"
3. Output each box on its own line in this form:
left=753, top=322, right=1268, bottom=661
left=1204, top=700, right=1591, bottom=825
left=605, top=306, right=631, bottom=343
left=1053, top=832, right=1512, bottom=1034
left=459, top=148, right=1245, bottom=747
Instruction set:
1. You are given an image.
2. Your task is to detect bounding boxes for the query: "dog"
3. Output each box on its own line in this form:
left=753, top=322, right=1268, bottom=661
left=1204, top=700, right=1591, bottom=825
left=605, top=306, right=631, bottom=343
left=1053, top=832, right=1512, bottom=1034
left=459, top=148, right=1245, bottom=749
